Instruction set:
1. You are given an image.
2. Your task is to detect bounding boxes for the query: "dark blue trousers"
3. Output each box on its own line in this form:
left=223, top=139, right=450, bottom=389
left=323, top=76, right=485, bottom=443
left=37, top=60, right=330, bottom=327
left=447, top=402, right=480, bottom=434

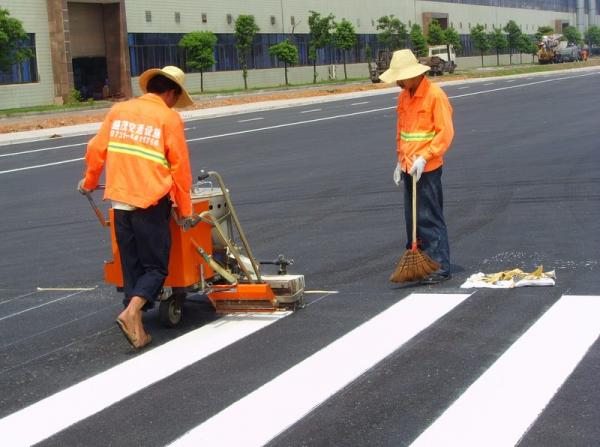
left=114, top=196, right=172, bottom=309
left=402, top=167, right=450, bottom=275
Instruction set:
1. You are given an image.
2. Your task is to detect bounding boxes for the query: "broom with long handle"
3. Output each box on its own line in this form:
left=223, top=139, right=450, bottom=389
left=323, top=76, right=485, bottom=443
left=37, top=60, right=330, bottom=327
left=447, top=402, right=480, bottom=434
left=390, top=173, right=440, bottom=282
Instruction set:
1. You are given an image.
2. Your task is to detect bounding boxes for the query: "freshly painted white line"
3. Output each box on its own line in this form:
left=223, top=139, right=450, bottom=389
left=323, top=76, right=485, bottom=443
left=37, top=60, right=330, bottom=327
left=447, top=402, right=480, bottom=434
left=300, top=108, right=322, bottom=113
left=237, top=117, right=264, bottom=123
left=168, top=293, right=470, bottom=447
left=0, top=290, right=88, bottom=322
left=351, top=101, right=369, bottom=106
left=410, top=295, right=600, bottom=447
left=483, top=83, right=494, bottom=85
left=458, top=86, right=470, bottom=89
left=304, top=290, right=339, bottom=294
left=0, top=312, right=290, bottom=447
left=0, top=157, right=83, bottom=174
left=505, top=79, right=516, bottom=82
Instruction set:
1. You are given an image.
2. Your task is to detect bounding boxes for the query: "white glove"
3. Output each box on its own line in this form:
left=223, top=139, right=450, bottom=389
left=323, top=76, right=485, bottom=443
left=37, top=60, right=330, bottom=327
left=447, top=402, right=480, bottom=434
left=393, top=162, right=401, bottom=186
left=77, top=178, right=89, bottom=195
left=408, top=156, right=426, bottom=182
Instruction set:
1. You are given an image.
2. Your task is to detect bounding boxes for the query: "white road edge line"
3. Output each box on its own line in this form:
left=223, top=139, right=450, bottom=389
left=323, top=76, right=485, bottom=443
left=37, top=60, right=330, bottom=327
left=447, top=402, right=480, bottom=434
left=410, top=294, right=600, bottom=447
left=0, top=312, right=290, bottom=447
left=168, top=293, right=471, bottom=447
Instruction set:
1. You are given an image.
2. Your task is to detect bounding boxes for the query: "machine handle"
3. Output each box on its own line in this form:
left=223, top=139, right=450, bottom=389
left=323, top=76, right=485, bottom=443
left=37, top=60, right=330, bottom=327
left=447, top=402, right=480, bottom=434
left=83, top=185, right=109, bottom=227
left=197, top=171, right=210, bottom=181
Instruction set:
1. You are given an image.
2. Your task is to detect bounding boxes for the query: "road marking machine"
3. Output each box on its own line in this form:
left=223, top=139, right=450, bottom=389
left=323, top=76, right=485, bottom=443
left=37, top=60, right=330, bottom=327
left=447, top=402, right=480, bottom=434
left=85, top=170, right=305, bottom=327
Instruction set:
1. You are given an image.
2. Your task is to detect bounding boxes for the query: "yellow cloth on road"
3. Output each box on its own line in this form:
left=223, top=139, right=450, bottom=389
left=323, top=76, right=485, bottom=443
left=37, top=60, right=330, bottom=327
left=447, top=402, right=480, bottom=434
left=461, top=266, right=556, bottom=289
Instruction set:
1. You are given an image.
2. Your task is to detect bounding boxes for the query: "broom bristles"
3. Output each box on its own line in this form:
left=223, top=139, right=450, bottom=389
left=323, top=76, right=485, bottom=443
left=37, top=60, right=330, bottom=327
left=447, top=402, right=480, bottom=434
left=390, top=248, right=440, bottom=283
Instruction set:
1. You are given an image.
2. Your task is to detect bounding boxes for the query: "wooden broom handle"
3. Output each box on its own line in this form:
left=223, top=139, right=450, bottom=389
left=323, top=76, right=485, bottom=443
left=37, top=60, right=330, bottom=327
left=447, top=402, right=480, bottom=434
left=411, top=174, right=417, bottom=249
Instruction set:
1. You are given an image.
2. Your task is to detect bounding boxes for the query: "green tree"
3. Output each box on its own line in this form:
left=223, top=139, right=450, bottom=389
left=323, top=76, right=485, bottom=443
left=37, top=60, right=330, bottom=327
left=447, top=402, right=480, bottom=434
left=517, top=34, right=538, bottom=63
left=489, top=26, right=508, bottom=66
left=444, top=27, right=462, bottom=50
left=563, top=25, right=582, bottom=45
left=308, top=11, right=335, bottom=83
left=179, top=31, right=216, bottom=93
left=471, top=24, right=490, bottom=67
left=427, top=20, right=446, bottom=46
left=535, top=26, right=555, bottom=41
left=410, top=24, right=428, bottom=57
left=376, top=15, right=408, bottom=50
left=584, top=25, right=600, bottom=46
left=503, top=20, right=522, bottom=64
left=269, top=39, right=299, bottom=86
left=234, top=15, right=260, bottom=90
left=333, top=19, right=357, bottom=80
left=0, top=8, right=32, bottom=72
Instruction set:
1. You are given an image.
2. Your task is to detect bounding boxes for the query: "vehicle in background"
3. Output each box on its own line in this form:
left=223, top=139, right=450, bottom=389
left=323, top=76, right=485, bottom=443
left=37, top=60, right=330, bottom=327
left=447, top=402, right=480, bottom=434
left=369, top=45, right=457, bottom=83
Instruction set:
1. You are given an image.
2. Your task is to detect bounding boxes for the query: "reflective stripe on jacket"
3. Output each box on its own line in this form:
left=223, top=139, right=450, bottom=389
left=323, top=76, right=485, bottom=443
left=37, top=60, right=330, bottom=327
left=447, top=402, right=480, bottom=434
left=83, top=93, right=193, bottom=216
left=396, top=77, right=454, bottom=173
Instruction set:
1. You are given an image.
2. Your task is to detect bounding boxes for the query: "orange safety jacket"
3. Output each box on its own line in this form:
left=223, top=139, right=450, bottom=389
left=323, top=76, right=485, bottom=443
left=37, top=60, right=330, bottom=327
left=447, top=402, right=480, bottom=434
left=396, top=76, right=454, bottom=173
left=83, top=93, right=193, bottom=216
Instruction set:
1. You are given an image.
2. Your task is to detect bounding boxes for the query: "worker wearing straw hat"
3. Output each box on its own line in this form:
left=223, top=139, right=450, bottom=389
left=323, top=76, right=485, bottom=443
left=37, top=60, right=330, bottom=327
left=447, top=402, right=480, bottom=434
left=380, top=50, right=454, bottom=284
left=78, top=66, right=194, bottom=348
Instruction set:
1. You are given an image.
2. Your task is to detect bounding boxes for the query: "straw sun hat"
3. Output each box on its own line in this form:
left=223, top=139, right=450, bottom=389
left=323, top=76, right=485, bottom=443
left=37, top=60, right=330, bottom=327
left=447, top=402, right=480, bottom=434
left=379, top=49, right=430, bottom=84
left=139, top=65, right=194, bottom=108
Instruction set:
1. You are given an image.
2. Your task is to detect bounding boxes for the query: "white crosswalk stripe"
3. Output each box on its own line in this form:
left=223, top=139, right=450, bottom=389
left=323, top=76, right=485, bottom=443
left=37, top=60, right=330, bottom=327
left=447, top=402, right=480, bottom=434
left=1, top=293, right=599, bottom=446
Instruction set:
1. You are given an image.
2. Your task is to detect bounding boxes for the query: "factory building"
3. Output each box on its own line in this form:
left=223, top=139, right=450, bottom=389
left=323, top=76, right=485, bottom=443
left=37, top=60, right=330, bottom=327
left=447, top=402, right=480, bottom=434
left=0, top=0, right=598, bottom=109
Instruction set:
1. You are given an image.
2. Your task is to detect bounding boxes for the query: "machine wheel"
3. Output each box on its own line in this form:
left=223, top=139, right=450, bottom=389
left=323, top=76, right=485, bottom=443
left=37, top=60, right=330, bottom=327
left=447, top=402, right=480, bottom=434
left=159, top=295, right=185, bottom=328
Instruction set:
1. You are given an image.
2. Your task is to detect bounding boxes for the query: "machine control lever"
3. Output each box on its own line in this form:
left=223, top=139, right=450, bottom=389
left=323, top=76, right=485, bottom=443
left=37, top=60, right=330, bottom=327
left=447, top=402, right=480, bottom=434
left=260, top=254, right=294, bottom=275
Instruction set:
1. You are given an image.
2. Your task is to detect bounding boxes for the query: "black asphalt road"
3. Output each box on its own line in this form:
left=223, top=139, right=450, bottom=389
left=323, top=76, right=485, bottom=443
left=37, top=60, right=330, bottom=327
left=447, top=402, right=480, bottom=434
left=1, top=69, right=599, bottom=446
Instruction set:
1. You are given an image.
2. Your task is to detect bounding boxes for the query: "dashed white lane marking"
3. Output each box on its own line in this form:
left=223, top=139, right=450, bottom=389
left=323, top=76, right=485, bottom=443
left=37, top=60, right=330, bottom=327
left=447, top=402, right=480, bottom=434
left=300, top=108, right=322, bottom=113
left=505, top=79, right=516, bottom=82
left=0, top=312, right=290, bottom=447
left=0, top=141, right=85, bottom=158
left=410, top=295, right=600, bottom=447
left=237, top=117, right=264, bottom=123
left=4, top=71, right=598, bottom=175
left=168, top=293, right=470, bottom=447
left=351, top=101, right=369, bottom=106
left=304, top=290, right=339, bottom=294
left=483, top=82, right=494, bottom=86
left=458, top=86, right=470, bottom=89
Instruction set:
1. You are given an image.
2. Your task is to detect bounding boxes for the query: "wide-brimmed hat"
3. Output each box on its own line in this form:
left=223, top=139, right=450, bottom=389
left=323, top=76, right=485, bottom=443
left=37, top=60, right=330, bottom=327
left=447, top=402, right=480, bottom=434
left=139, top=65, right=194, bottom=108
left=379, top=49, right=430, bottom=83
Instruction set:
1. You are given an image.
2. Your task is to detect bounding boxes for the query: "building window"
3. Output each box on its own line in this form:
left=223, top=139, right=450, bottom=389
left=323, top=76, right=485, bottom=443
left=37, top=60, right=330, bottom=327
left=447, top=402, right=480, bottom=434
left=202, top=13, right=207, bottom=23
left=0, top=33, right=38, bottom=85
left=357, top=18, right=360, bottom=27
left=270, top=15, right=276, bottom=25
left=290, top=16, right=295, bottom=26
left=226, top=14, right=232, bottom=24
left=145, top=11, right=152, bottom=22
left=175, top=12, right=181, bottom=24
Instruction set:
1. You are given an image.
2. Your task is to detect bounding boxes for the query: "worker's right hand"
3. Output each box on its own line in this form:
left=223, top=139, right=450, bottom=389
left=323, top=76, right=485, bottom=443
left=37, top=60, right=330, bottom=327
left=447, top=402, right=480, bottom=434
left=182, top=216, right=195, bottom=231
left=393, top=162, right=401, bottom=186
left=77, top=178, right=90, bottom=195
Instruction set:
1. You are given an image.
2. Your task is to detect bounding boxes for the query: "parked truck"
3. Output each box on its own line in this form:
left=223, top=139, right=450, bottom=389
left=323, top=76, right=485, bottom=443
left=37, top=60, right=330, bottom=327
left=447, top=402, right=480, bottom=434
left=537, top=34, right=582, bottom=63
left=370, top=45, right=457, bottom=83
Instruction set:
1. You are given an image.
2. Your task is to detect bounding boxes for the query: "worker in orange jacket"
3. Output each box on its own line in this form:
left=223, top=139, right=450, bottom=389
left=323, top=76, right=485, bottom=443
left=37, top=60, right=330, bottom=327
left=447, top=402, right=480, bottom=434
left=380, top=50, right=454, bottom=284
left=78, top=66, right=194, bottom=348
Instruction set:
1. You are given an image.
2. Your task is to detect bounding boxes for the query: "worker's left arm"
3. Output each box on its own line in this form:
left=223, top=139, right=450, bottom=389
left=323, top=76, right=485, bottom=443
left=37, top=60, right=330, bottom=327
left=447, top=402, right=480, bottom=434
left=424, top=93, right=454, bottom=161
left=165, top=115, right=193, bottom=217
